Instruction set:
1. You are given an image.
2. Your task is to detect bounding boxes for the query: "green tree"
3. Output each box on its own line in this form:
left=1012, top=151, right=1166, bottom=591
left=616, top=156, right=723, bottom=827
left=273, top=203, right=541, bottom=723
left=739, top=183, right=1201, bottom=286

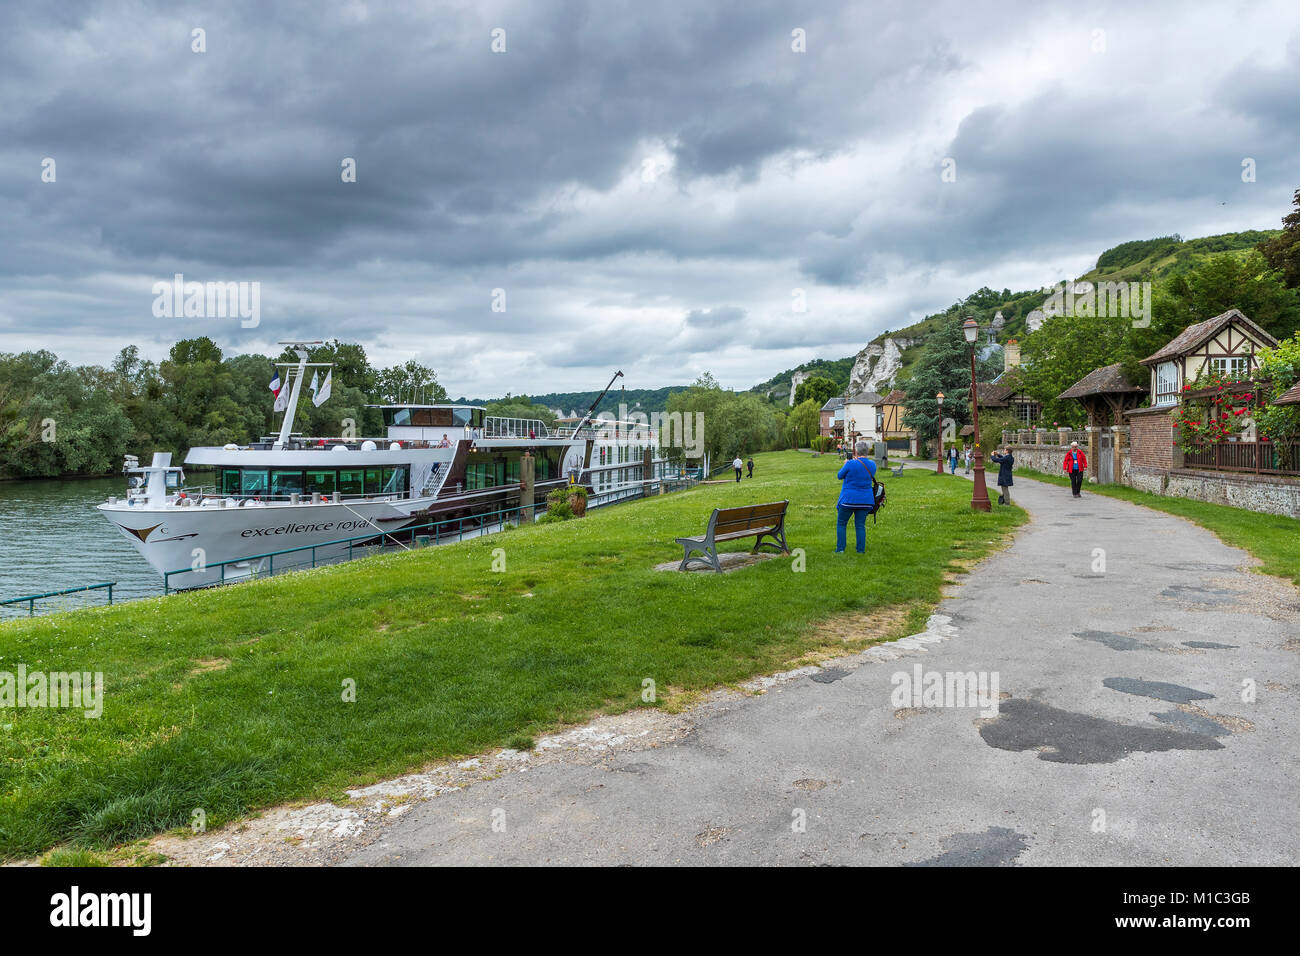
left=1259, top=189, right=1300, bottom=289
left=1254, top=332, right=1300, bottom=443
left=375, top=360, right=445, bottom=404
left=786, top=398, right=821, bottom=448
left=902, top=316, right=972, bottom=452
left=1021, top=312, right=1133, bottom=426
left=487, top=395, right=558, bottom=429
left=793, top=375, right=838, bottom=408
left=1127, top=251, right=1300, bottom=365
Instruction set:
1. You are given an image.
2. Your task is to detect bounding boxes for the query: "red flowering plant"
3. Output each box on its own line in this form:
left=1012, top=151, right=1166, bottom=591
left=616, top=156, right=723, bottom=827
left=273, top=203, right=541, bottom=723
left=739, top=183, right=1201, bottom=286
left=1173, top=367, right=1256, bottom=454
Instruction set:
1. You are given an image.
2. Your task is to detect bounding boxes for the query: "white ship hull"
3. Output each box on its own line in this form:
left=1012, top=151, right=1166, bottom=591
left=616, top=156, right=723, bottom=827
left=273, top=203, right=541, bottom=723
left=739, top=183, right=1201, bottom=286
left=98, top=495, right=433, bottom=589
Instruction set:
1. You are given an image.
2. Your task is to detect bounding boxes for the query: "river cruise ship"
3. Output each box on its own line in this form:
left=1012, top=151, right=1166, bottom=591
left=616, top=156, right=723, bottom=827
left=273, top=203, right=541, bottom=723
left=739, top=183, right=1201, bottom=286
left=98, top=348, right=668, bottom=588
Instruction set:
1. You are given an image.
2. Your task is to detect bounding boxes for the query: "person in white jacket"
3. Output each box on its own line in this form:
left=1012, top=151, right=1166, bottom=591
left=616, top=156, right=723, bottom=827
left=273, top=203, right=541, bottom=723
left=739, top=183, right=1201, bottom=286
left=733, top=456, right=743, bottom=482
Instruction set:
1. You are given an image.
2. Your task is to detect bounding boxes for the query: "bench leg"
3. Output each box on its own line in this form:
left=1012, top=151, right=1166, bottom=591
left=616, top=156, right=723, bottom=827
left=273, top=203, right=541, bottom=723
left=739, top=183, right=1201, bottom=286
left=679, top=542, right=720, bottom=572
left=752, top=525, right=789, bottom=554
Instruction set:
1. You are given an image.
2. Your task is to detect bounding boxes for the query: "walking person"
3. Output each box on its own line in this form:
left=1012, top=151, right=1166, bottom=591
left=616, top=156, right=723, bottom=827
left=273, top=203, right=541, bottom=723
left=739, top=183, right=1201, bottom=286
left=746, top=457, right=754, bottom=479
left=733, top=455, right=743, bottom=482
left=835, top=439, right=878, bottom=554
left=990, top=446, right=1014, bottom=505
left=948, top=445, right=958, bottom=474
left=1063, top=441, right=1088, bottom=498
left=964, top=446, right=972, bottom=475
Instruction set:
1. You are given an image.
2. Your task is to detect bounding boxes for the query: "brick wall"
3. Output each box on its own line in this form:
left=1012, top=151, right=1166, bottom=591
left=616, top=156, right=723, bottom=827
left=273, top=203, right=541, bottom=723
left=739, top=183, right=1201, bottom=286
left=1128, top=409, right=1174, bottom=471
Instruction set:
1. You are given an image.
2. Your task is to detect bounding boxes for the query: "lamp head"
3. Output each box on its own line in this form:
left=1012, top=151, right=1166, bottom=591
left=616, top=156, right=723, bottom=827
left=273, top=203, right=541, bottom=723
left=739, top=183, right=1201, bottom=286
left=962, top=317, right=979, bottom=344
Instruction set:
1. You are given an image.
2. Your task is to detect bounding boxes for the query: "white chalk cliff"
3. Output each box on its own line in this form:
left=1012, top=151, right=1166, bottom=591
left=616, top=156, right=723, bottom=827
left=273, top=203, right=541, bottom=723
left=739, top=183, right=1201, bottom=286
left=849, top=337, right=915, bottom=394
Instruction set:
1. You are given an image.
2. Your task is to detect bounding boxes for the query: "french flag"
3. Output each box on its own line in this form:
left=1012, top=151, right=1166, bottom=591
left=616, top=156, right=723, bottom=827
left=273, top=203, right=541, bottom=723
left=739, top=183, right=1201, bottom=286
left=268, top=365, right=282, bottom=397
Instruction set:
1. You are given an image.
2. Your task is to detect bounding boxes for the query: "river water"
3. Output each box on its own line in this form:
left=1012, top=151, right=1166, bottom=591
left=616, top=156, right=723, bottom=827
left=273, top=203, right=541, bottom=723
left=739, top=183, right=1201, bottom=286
left=0, top=476, right=163, bottom=619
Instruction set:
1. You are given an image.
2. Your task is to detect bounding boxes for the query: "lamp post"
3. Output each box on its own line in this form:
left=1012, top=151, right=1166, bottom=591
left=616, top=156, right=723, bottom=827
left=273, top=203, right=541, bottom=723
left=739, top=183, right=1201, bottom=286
left=935, top=392, right=945, bottom=474
left=962, top=317, right=992, bottom=511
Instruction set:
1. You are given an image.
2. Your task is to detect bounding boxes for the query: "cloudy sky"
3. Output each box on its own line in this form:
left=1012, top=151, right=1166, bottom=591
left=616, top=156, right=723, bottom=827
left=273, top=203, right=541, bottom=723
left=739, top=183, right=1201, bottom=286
left=2, top=0, right=1298, bottom=398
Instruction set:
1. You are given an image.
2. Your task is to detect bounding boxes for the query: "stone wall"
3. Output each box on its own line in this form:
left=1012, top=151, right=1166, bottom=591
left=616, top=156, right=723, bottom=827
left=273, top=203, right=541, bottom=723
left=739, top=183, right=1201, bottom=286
left=1008, top=438, right=1300, bottom=518
left=1129, top=467, right=1300, bottom=518
left=1003, top=443, right=1070, bottom=475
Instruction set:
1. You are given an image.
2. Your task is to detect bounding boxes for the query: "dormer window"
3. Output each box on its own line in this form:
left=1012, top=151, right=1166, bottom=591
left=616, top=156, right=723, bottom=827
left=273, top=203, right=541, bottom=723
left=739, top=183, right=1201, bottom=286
left=1210, top=356, right=1248, bottom=379
left=1154, top=361, right=1179, bottom=406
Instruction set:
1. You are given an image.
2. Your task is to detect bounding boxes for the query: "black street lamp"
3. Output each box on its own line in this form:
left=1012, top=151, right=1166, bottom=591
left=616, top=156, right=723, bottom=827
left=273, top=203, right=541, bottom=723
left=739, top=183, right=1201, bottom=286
left=935, top=392, right=945, bottom=474
left=963, top=317, right=992, bottom=511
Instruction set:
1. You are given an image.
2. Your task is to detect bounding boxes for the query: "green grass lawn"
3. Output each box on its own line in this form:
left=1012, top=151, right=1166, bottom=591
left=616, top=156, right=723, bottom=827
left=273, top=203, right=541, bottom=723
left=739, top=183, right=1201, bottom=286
left=1014, top=468, right=1300, bottom=584
left=0, top=452, right=1024, bottom=859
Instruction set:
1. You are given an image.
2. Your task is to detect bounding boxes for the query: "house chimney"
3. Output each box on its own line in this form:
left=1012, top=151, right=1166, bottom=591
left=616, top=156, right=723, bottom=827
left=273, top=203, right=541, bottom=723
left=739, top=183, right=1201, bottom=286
left=1004, top=338, right=1021, bottom=372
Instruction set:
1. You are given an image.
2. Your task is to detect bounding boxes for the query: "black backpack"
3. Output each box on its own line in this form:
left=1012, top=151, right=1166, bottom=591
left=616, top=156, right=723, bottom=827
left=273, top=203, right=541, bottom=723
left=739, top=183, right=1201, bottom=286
left=869, top=477, right=886, bottom=522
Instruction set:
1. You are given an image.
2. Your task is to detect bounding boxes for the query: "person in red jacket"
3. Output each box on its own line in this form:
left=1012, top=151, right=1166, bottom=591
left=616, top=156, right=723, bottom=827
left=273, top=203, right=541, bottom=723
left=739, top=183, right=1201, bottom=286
left=1063, top=441, right=1088, bottom=497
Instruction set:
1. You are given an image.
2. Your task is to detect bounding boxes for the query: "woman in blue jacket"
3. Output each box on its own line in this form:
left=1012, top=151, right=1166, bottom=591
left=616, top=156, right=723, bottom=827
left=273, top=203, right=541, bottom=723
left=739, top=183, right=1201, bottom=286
left=835, top=440, right=878, bottom=554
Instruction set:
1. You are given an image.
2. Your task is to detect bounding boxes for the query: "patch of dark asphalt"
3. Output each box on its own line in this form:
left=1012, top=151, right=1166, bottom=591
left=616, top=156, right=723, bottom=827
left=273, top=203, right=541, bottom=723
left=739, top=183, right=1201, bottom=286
left=905, top=826, right=1030, bottom=867
left=1160, top=563, right=1241, bottom=573
left=1160, top=585, right=1239, bottom=605
left=1151, top=711, right=1231, bottom=737
left=978, top=698, right=1223, bottom=763
left=612, top=762, right=660, bottom=775
left=1103, top=677, right=1215, bottom=703
left=811, top=667, right=849, bottom=684
left=1074, top=630, right=1156, bottom=651
left=1183, top=641, right=1238, bottom=649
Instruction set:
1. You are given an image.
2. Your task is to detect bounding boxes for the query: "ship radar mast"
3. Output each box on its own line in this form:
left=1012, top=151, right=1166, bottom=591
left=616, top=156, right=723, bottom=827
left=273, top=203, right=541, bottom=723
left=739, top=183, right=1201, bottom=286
left=273, top=340, right=330, bottom=449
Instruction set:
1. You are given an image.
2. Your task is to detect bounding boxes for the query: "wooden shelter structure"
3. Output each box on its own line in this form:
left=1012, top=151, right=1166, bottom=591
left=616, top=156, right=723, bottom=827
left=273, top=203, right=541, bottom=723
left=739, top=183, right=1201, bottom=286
left=1273, top=381, right=1300, bottom=406
left=1058, top=363, right=1148, bottom=426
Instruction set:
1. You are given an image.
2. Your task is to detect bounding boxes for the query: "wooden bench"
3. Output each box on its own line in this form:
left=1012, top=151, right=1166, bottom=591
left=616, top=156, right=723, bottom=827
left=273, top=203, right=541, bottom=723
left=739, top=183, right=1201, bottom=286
left=675, top=500, right=790, bottom=573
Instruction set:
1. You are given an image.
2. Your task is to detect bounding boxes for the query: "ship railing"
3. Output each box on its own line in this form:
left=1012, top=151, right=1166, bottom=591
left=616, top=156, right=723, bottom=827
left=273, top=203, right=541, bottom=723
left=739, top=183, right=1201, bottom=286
left=483, top=417, right=551, bottom=439
left=0, top=582, right=115, bottom=618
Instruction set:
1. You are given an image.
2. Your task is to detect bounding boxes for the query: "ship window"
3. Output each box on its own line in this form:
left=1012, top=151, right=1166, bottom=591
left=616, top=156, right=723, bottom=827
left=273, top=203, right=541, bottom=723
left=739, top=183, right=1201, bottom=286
left=306, top=470, right=336, bottom=495
left=381, top=467, right=408, bottom=495
left=453, top=407, right=472, bottom=427
left=410, top=408, right=436, bottom=427
left=472, top=408, right=485, bottom=427
left=384, top=408, right=412, bottom=427
left=507, top=459, right=520, bottom=483
left=338, top=469, right=364, bottom=496
left=241, top=469, right=269, bottom=496
left=364, top=468, right=383, bottom=495
left=271, top=470, right=304, bottom=497
left=220, top=469, right=240, bottom=496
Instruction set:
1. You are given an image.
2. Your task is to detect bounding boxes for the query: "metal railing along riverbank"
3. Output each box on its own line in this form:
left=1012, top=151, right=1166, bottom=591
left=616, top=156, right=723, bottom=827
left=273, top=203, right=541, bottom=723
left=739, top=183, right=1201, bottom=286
left=161, top=472, right=701, bottom=593
left=0, top=582, right=115, bottom=618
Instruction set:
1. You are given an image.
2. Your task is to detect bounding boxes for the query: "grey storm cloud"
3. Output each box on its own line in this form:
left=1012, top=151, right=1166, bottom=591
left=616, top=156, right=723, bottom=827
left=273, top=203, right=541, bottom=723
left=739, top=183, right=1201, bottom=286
left=1, top=0, right=1298, bottom=396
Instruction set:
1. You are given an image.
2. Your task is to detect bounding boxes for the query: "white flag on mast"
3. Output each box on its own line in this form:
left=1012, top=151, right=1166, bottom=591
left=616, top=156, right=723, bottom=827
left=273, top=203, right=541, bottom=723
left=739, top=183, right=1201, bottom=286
left=313, top=369, right=332, bottom=407
left=273, top=373, right=291, bottom=412
left=308, top=370, right=320, bottom=402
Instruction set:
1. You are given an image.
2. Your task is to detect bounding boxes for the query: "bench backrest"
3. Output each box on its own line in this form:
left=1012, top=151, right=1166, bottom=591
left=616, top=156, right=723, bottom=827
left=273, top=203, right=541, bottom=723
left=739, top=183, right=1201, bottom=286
left=709, top=500, right=789, bottom=536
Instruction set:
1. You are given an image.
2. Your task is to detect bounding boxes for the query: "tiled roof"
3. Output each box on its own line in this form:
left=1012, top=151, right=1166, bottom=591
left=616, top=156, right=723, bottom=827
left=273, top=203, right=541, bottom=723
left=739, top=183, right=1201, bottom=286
left=1274, top=381, right=1300, bottom=406
left=820, top=396, right=845, bottom=411
left=847, top=390, right=884, bottom=404
left=880, top=389, right=907, bottom=405
left=976, top=383, right=1015, bottom=407
left=1140, top=309, right=1279, bottom=366
left=1058, top=363, right=1147, bottom=400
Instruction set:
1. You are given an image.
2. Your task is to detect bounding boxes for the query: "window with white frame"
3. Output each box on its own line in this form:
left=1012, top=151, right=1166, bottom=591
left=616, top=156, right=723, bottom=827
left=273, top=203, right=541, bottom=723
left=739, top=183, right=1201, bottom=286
left=1154, top=361, right=1179, bottom=406
left=1013, top=400, right=1040, bottom=423
left=1210, top=356, right=1248, bottom=379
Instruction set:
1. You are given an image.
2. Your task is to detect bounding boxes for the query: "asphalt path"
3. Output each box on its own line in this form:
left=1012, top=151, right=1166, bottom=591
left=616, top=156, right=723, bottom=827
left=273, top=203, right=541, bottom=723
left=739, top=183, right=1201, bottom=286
left=344, top=472, right=1299, bottom=865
